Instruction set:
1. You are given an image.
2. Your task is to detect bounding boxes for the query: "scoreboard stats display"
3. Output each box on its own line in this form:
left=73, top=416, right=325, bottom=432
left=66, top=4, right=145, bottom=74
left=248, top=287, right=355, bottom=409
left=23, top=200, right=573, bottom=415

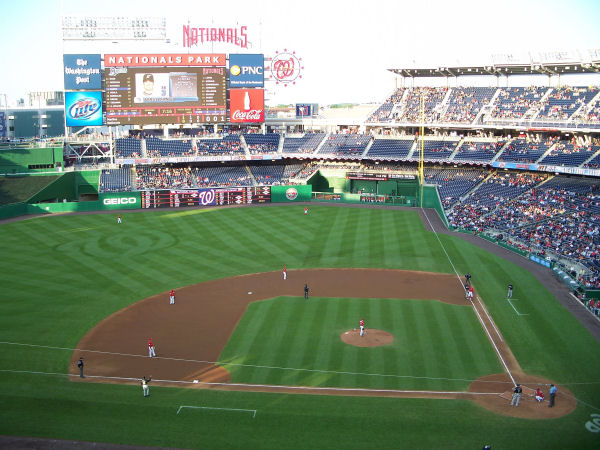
left=141, top=187, right=271, bottom=208
left=105, top=53, right=227, bottom=125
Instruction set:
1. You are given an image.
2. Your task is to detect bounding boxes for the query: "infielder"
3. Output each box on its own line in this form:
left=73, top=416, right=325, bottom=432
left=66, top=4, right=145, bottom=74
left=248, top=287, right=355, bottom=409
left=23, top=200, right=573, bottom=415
left=141, top=376, right=151, bottom=397
left=359, top=318, right=365, bottom=337
left=283, top=265, right=287, bottom=280
left=148, top=338, right=156, bottom=358
left=169, top=289, right=175, bottom=304
left=467, top=285, right=474, bottom=300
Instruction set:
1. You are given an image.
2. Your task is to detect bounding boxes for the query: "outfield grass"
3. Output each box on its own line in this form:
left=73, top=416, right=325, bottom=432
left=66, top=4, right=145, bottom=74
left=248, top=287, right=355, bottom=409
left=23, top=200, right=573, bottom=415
left=1, top=205, right=600, bottom=449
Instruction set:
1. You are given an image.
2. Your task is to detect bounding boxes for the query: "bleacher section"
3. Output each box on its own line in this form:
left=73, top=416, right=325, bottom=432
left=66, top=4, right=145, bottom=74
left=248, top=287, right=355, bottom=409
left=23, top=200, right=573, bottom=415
left=318, top=134, right=372, bottom=158
left=366, top=139, right=414, bottom=160
left=99, top=167, right=132, bottom=192
left=425, top=167, right=487, bottom=208
left=196, top=135, right=244, bottom=156
left=488, top=87, right=548, bottom=120
left=537, top=87, right=599, bottom=121
left=539, top=141, right=599, bottom=167
left=146, top=137, right=194, bottom=157
left=441, top=87, right=496, bottom=123
left=418, top=140, right=458, bottom=161
left=282, top=133, right=326, bottom=154
left=453, top=140, right=504, bottom=164
left=244, top=133, right=280, bottom=155
left=496, top=138, right=553, bottom=164
left=115, top=138, right=142, bottom=158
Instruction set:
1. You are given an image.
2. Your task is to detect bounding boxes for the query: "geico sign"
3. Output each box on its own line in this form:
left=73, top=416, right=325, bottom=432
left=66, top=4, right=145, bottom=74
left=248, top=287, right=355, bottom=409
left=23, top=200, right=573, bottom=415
left=103, top=197, right=137, bottom=205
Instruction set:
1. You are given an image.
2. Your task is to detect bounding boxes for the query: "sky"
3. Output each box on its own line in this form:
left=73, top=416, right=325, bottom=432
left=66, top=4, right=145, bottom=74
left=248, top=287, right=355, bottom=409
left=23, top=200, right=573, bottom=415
left=0, top=0, right=599, bottom=107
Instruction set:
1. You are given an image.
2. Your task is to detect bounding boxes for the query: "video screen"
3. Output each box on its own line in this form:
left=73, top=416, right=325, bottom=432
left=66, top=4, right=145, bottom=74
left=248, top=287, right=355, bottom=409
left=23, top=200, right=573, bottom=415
left=105, top=67, right=226, bottom=125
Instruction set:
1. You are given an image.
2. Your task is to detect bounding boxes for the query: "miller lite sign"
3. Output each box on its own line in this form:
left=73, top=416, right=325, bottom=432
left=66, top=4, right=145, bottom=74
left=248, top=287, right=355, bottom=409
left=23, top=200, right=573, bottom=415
left=229, top=89, right=264, bottom=123
left=65, top=91, right=103, bottom=126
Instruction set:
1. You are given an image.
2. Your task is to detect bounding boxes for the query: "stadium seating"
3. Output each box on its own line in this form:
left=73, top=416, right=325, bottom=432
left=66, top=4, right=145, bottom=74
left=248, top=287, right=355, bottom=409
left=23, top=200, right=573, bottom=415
left=539, top=141, right=598, bottom=167
left=366, top=138, right=414, bottom=160
left=99, top=167, right=132, bottom=192
left=115, top=138, right=142, bottom=158
left=318, top=134, right=372, bottom=158
left=496, top=138, right=554, bottom=164
left=145, top=137, right=195, bottom=157
left=243, top=133, right=280, bottom=155
left=441, top=87, right=496, bottom=124
left=282, top=133, right=327, bottom=154
left=453, top=140, right=504, bottom=163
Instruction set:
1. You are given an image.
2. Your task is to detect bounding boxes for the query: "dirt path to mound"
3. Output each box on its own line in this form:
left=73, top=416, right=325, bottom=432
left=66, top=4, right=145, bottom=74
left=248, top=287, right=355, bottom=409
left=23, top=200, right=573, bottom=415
left=70, top=268, right=573, bottom=419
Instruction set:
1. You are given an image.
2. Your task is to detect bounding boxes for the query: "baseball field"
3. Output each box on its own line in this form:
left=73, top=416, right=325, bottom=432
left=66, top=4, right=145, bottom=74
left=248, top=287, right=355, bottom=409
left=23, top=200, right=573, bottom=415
left=1, top=204, right=600, bottom=449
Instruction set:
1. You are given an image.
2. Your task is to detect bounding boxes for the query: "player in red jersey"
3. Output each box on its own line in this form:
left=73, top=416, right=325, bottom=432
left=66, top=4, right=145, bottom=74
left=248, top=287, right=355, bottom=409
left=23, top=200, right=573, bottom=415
left=169, top=289, right=175, bottom=304
left=283, top=265, right=287, bottom=280
left=117, top=214, right=122, bottom=224
left=304, top=207, right=308, bottom=215
left=359, top=318, right=365, bottom=337
left=467, top=285, right=474, bottom=300
left=148, top=338, right=156, bottom=358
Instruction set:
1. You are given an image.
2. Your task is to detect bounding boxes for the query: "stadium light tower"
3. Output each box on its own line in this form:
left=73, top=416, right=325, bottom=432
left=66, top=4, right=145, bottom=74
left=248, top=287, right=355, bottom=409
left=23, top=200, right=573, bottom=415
left=62, top=16, right=167, bottom=41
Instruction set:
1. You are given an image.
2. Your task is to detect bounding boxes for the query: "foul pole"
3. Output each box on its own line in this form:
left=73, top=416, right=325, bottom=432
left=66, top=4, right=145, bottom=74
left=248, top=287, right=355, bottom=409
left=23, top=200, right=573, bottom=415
left=419, top=92, right=425, bottom=207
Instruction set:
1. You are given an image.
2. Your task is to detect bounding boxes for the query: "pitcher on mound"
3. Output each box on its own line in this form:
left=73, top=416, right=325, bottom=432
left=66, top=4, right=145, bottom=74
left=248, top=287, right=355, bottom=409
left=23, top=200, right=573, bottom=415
left=359, top=318, right=365, bottom=337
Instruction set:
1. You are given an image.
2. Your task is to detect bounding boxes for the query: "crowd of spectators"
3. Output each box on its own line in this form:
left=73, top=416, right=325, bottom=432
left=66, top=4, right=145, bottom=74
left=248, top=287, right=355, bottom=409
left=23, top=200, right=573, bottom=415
left=489, top=87, right=548, bottom=120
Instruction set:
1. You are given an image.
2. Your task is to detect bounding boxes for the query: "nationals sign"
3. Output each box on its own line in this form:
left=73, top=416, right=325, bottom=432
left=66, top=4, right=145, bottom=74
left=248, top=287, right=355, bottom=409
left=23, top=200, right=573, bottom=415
left=229, top=89, right=264, bottom=123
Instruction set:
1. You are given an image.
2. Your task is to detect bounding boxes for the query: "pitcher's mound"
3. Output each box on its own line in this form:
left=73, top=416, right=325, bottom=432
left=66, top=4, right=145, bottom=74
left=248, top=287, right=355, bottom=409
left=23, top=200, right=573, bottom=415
left=341, top=329, right=394, bottom=347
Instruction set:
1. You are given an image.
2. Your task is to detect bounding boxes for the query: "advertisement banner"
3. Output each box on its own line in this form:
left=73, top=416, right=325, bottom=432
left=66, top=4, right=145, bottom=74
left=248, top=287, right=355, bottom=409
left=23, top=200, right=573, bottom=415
left=0, top=112, right=5, bottom=138
left=65, top=91, right=103, bottom=127
left=229, top=88, right=264, bottom=123
left=99, top=192, right=141, bottom=210
left=104, top=54, right=226, bottom=67
left=229, top=54, right=264, bottom=87
left=63, top=54, right=102, bottom=90
left=270, top=185, right=312, bottom=202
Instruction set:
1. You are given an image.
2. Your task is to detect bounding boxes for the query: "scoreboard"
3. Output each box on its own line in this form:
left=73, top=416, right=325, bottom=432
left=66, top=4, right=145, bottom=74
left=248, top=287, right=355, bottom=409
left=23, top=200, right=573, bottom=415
left=141, top=187, right=271, bottom=208
left=105, top=67, right=226, bottom=125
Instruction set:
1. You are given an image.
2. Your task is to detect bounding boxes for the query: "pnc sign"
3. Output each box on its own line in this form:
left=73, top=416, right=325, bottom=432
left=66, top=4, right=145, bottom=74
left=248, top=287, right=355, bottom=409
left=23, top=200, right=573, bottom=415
left=229, top=54, right=264, bottom=87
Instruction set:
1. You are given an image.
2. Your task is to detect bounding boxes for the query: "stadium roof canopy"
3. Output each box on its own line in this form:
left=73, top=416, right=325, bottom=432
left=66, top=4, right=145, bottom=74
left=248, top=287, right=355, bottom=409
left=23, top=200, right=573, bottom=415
left=388, top=49, right=600, bottom=78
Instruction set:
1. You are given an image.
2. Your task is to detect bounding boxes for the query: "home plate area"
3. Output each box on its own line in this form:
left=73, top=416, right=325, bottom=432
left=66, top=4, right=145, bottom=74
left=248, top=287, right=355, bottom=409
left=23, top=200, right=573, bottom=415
left=340, top=329, right=394, bottom=347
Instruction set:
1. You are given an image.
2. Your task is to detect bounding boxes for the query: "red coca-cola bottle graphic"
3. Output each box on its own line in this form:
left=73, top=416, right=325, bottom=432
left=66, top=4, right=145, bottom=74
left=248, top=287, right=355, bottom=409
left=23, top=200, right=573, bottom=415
left=243, top=91, right=250, bottom=111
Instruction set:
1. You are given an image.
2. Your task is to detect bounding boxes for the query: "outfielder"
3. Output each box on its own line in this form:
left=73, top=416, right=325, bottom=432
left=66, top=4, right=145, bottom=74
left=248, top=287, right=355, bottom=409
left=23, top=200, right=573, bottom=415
left=359, top=318, right=365, bottom=337
left=304, top=207, right=308, bottom=215
left=169, top=289, right=175, bottom=304
left=148, top=338, right=156, bottom=358
left=117, top=214, right=122, bottom=224
left=141, top=376, right=151, bottom=397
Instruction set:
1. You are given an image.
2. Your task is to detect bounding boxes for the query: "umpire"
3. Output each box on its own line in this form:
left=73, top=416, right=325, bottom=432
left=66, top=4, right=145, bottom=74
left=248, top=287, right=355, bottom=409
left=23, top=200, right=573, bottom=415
left=77, top=357, right=84, bottom=378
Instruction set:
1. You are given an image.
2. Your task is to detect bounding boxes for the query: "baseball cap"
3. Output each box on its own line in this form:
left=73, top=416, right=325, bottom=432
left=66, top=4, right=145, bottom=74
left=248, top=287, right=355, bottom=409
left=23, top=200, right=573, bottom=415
left=143, top=74, right=154, bottom=82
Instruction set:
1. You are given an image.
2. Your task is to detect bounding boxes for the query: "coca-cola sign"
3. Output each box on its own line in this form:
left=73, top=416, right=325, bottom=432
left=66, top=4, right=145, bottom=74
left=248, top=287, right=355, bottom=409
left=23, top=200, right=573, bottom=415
left=230, top=89, right=264, bottom=123
left=232, top=110, right=263, bottom=121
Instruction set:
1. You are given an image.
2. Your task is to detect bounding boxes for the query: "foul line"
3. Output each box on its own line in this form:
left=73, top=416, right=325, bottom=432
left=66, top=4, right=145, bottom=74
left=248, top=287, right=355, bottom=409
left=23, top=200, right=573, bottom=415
left=0, top=341, right=506, bottom=385
left=177, top=405, right=256, bottom=418
left=507, top=298, right=529, bottom=316
left=420, top=208, right=516, bottom=387
left=476, top=296, right=503, bottom=342
left=0, top=368, right=503, bottom=397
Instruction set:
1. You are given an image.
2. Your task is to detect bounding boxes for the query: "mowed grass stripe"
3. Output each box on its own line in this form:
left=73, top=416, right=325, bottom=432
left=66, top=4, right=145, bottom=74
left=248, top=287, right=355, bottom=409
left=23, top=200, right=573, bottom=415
left=220, top=297, right=503, bottom=390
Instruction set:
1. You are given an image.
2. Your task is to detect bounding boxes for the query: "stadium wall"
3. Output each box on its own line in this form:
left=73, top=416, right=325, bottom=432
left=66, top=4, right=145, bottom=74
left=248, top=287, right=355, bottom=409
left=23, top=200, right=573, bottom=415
left=0, top=147, right=63, bottom=174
